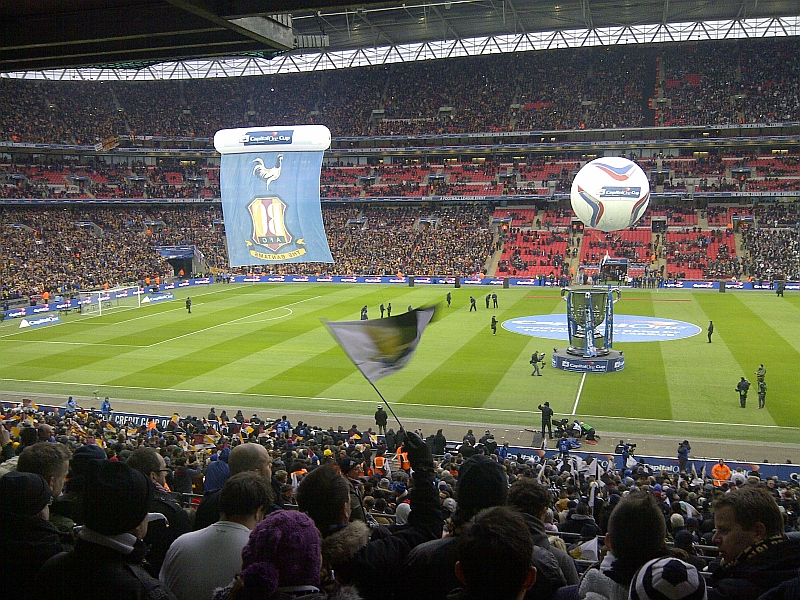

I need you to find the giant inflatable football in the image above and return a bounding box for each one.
[570,157,650,232]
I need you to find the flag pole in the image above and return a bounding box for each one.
[366,379,404,430]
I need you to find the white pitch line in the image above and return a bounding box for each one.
[146,295,321,347]
[0,289,316,346]
[3,283,272,337]
[61,283,261,327]
[0,376,796,432]
[222,307,293,325]
[572,372,586,415]
[0,340,142,347]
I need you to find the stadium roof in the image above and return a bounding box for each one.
[291,0,800,50]
[2,1,799,79]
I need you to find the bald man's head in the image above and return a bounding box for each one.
[228,443,272,480]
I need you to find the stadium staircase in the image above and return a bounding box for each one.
[485,238,503,275]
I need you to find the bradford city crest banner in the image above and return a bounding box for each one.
[214,125,334,266]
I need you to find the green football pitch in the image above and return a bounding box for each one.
[1,283,798,444]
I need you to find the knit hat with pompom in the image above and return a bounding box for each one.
[239,510,322,598]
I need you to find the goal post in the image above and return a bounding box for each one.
[78,286,142,316]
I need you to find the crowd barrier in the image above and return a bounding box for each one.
[4,401,798,482]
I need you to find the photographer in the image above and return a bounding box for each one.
[615,440,635,470]
[530,351,544,376]
[537,401,554,439]
[677,440,691,473]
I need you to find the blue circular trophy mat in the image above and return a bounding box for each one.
[502,314,702,343]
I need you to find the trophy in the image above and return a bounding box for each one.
[561,286,621,357]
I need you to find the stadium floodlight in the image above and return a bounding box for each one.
[78,285,142,316]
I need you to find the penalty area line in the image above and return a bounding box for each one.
[146,295,321,347]
[0,377,796,432]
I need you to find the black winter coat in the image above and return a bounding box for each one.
[758,568,800,600]
[321,468,443,600]
[709,535,800,600]
[404,529,567,600]
[433,433,447,456]
[36,537,177,600]
[141,483,192,577]
[0,514,63,599]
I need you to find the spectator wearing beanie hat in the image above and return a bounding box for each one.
[0,472,62,596]
[338,455,367,524]
[36,461,177,600]
[204,447,232,494]
[403,454,508,600]
[630,557,707,600]
[51,443,107,527]
[672,530,706,571]
[213,510,362,600]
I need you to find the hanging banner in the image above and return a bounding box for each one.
[214,125,333,267]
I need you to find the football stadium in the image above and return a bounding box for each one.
[2,2,800,597]
[2,284,799,444]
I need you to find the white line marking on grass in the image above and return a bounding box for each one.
[572,373,586,415]
[64,284,257,327]
[220,307,292,325]
[0,340,142,347]
[1,376,797,432]
[146,296,320,347]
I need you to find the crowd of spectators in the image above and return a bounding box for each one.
[2,399,800,600]
[0,203,495,300]
[6,198,800,302]
[0,205,225,299]
[657,39,800,127]
[0,161,219,201]
[513,46,647,131]
[227,204,493,279]
[0,38,798,143]
[741,228,800,282]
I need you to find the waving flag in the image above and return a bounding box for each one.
[325,306,437,385]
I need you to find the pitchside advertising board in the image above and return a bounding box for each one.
[18,315,62,329]
[226,276,795,289]
[2,401,795,480]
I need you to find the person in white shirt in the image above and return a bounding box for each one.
[159,471,272,600]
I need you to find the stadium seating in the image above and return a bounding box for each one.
[0,38,798,142]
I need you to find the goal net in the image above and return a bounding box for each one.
[78,286,142,316]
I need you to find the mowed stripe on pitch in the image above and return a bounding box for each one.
[400,292,539,407]
[107,287,356,391]
[1,285,296,378]
[240,287,407,398]
[696,292,800,428]
[577,292,672,420]
[53,290,330,385]
[12,293,315,385]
